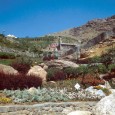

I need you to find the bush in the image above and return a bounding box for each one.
[89,56,101,63]
[88,64,107,74]
[47,67,66,81]
[81,74,105,86]
[0,52,15,59]
[11,57,32,74]
[0,97,12,104]
[11,62,30,74]
[64,67,78,79]
[108,64,115,72]
[0,72,42,90]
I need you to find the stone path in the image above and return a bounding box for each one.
[0,101,97,115]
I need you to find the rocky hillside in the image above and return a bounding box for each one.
[51,15,115,46]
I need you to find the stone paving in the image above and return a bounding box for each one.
[0,101,97,115]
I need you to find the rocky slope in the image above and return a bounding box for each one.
[51,15,115,46]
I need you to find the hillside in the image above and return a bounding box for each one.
[51,15,115,46]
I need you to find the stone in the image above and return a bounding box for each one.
[62,107,73,114]
[39,63,48,70]
[112,78,115,85]
[85,86,106,97]
[27,65,47,83]
[68,110,92,115]
[46,59,79,69]
[104,81,112,89]
[93,92,115,115]
[28,87,38,95]
[0,64,18,75]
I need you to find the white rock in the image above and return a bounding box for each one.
[68,110,92,115]
[85,86,106,97]
[27,65,47,83]
[93,92,115,115]
[62,108,73,114]
[28,87,38,95]
[95,90,106,97]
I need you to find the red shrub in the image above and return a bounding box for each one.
[77,74,105,86]
[11,62,30,74]
[0,72,42,90]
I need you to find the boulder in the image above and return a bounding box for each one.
[85,86,106,97]
[112,78,115,85]
[27,65,47,83]
[68,111,92,115]
[46,59,79,69]
[93,92,115,115]
[0,64,18,75]
[39,63,48,70]
[28,87,38,95]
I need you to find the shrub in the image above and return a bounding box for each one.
[88,64,107,74]
[64,67,78,79]
[47,67,66,81]
[11,62,30,74]
[108,64,115,72]
[0,72,42,90]
[0,52,15,59]
[89,56,101,63]
[83,75,105,86]
[0,97,12,104]
[11,57,32,74]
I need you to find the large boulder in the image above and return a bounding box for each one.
[93,92,115,115]
[27,65,47,83]
[46,59,79,69]
[68,111,92,115]
[0,64,18,75]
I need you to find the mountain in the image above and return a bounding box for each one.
[51,15,115,46]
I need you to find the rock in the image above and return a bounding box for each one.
[68,111,92,115]
[104,81,112,89]
[46,59,79,69]
[85,86,106,97]
[112,78,115,85]
[62,107,73,114]
[27,65,47,83]
[28,87,38,95]
[109,89,115,94]
[39,63,48,70]
[0,64,18,75]
[93,92,115,115]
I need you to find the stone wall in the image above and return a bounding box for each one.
[0,101,97,115]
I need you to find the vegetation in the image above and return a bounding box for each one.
[0,71,42,90]
[0,52,16,59]
[10,57,32,74]
[47,67,66,81]
[0,97,12,104]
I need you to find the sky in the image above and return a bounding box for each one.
[0,0,115,38]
